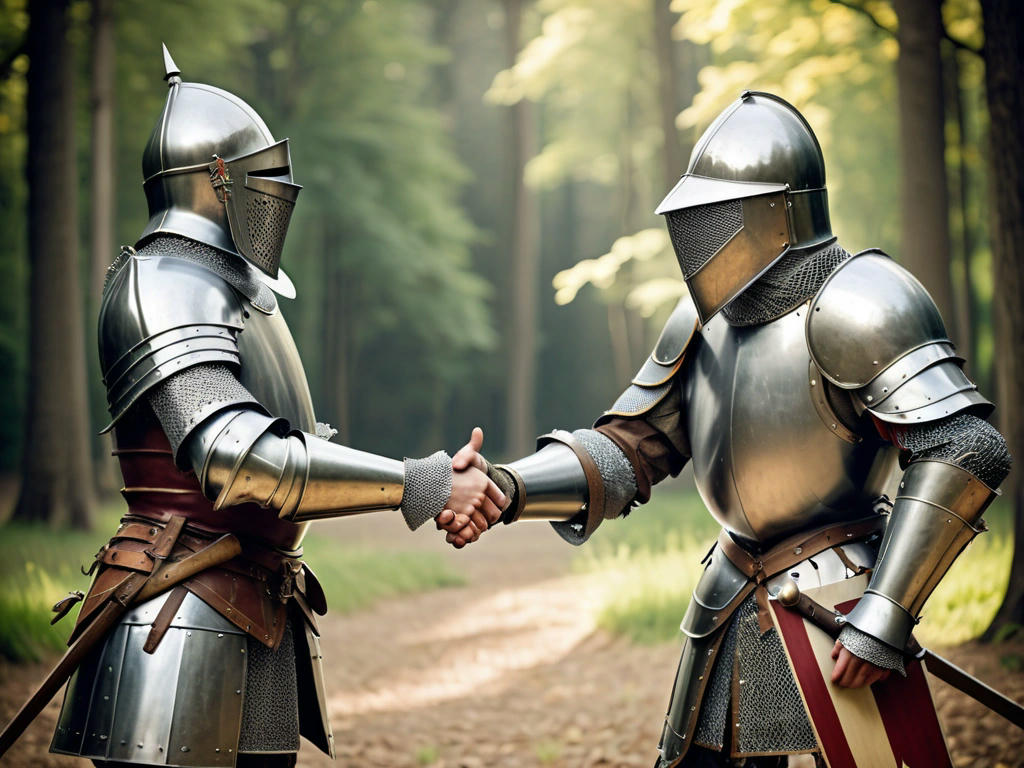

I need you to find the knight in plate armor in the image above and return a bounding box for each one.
[45,47,504,768]
[454,91,1011,766]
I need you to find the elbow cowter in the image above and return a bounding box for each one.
[186,408,407,522]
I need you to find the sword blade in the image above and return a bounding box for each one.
[918,648,1024,729]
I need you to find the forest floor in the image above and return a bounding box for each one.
[1,511,1022,768]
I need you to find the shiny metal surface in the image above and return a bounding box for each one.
[235,305,316,433]
[500,442,589,522]
[808,360,861,444]
[98,253,246,430]
[656,91,833,252]
[684,305,884,545]
[52,591,246,766]
[657,630,722,765]
[865,360,978,416]
[807,251,950,388]
[652,295,700,365]
[680,548,749,638]
[295,620,335,758]
[844,459,995,650]
[283,434,406,521]
[214,139,301,278]
[840,591,916,651]
[189,407,406,522]
[684,192,793,325]
[139,47,298,284]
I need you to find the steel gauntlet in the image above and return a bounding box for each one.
[186,409,450,528]
[843,459,996,650]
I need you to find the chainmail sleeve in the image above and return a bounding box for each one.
[896,413,1011,488]
[147,363,266,462]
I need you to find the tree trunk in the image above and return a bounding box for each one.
[504,0,539,457]
[14,0,96,528]
[979,0,1024,639]
[322,224,351,445]
[652,0,682,189]
[892,0,958,342]
[942,43,977,374]
[88,0,119,495]
[88,0,114,303]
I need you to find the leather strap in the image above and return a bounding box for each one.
[100,548,156,573]
[716,515,885,583]
[716,515,886,633]
[143,585,188,654]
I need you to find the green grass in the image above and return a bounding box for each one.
[573,481,1014,647]
[0,501,463,663]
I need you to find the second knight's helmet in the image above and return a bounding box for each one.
[656,91,833,324]
[139,45,301,284]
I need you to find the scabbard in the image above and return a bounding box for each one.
[0,520,240,758]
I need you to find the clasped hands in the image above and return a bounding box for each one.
[435,427,503,548]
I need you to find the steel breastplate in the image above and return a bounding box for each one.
[684,303,892,546]
[236,303,316,434]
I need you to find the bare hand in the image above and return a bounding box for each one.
[452,426,488,473]
[436,428,506,549]
[830,640,892,688]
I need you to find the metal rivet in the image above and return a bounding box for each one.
[181,746,190,752]
[810,379,816,386]
[100,735,107,741]
[235,689,241,695]
[794,546,802,554]
[217,633,224,638]
[865,395,873,402]
[186,631,192,637]
[873,360,879,365]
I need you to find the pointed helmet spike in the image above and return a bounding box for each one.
[162,43,182,86]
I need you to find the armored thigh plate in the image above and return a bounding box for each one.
[52,591,248,766]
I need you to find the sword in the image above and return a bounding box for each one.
[0,530,242,758]
[775,578,1024,730]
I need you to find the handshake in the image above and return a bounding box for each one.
[434,427,508,549]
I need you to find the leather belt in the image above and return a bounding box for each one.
[716,514,886,632]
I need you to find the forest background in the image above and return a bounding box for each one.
[1,0,1023,645]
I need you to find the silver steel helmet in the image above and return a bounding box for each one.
[655,91,834,324]
[139,45,301,284]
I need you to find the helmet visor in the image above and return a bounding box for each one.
[665,192,792,325]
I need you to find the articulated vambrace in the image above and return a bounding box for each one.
[148,366,450,529]
[184,409,451,528]
[843,414,1010,651]
[495,428,637,545]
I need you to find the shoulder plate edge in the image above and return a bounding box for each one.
[98,253,248,429]
[806,249,950,389]
[594,295,697,424]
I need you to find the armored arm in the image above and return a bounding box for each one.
[168,390,449,526]
[100,250,451,529]
[492,296,697,545]
[807,252,1011,653]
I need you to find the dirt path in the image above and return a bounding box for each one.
[2,514,1023,767]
